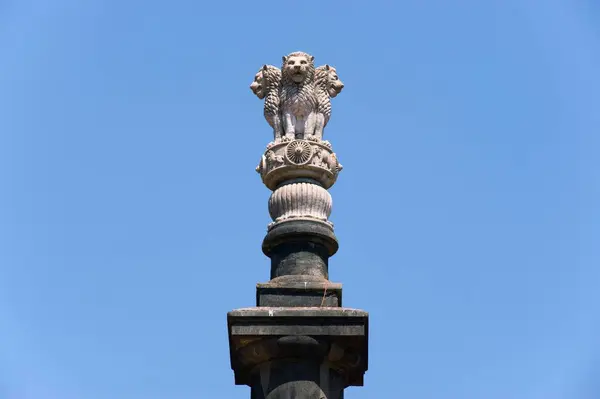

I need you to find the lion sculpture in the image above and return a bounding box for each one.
[250,65,283,142]
[313,64,344,141]
[250,51,343,142]
[279,51,318,140]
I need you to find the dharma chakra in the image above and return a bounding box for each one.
[285,140,313,165]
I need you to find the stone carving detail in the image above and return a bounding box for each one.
[314,65,344,141]
[268,182,332,227]
[250,65,283,142]
[250,51,343,141]
[251,52,345,232]
[280,52,318,140]
[256,139,342,190]
[230,53,367,398]
[266,150,284,167]
[311,148,342,173]
[285,140,313,165]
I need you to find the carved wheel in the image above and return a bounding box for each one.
[285,140,313,165]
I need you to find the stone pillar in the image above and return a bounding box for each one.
[228,52,368,398]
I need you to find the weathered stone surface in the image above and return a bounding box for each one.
[257,280,342,307]
[250,359,345,399]
[262,219,338,280]
[227,307,368,389]
[263,219,338,257]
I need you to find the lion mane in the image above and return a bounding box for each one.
[250,65,283,141]
[251,52,344,142]
[279,51,318,139]
[314,64,344,140]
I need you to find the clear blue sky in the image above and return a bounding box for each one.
[1,0,599,398]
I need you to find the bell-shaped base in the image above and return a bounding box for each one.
[268,180,333,227]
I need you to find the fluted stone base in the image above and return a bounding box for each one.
[268,180,332,227]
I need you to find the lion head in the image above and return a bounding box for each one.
[282,51,315,84]
[315,65,344,98]
[250,65,281,99]
[250,70,266,99]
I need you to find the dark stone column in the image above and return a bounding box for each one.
[227,194,368,399]
[228,218,368,399]
[250,359,345,399]
[247,335,344,399]
[256,219,341,307]
[263,219,338,280]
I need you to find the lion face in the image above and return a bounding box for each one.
[250,69,266,99]
[325,66,344,98]
[282,52,314,83]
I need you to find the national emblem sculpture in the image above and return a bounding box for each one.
[250,51,344,143]
[251,52,345,231]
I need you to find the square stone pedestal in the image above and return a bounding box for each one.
[228,307,368,397]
